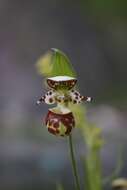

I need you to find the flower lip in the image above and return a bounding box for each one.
[45,108,75,136]
[47,75,77,90]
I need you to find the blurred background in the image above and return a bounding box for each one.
[0,0,127,189]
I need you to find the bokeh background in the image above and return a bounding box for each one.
[0,0,127,190]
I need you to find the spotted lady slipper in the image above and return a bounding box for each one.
[37,75,92,136]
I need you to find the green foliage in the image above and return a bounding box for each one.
[83,150,102,190]
[68,104,87,128]
[36,48,76,78]
[36,51,53,77]
[80,0,127,18]
[51,48,76,77]
[69,102,104,190]
[56,183,64,190]
[69,103,104,149]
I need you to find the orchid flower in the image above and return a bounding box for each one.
[36,49,93,190]
[37,74,92,136]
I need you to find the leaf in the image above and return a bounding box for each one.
[51,48,76,77]
[36,48,76,78]
[36,51,53,77]
[68,104,87,128]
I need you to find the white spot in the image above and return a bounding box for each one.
[36,100,40,105]
[87,97,91,102]
[53,118,58,122]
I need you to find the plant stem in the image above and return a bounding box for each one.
[69,134,81,190]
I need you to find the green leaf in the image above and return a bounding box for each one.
[36,51,53,77]
[51,48,76,77]
[36,48,76,78]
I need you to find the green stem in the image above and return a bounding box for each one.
[69,134,81,190]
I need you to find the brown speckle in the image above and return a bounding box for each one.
[74,92,79,96]
[49,98,53,103]
[75,96,79,100]
[56,129,60,134]
[48,127,56,135]
[73,100,77,104]
[54,122,59,128]
[57,99,61,103]
[64,99,68,103]
[49,91,52,95]
[82,96,87,101]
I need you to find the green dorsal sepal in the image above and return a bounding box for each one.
[51,48,76,78]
